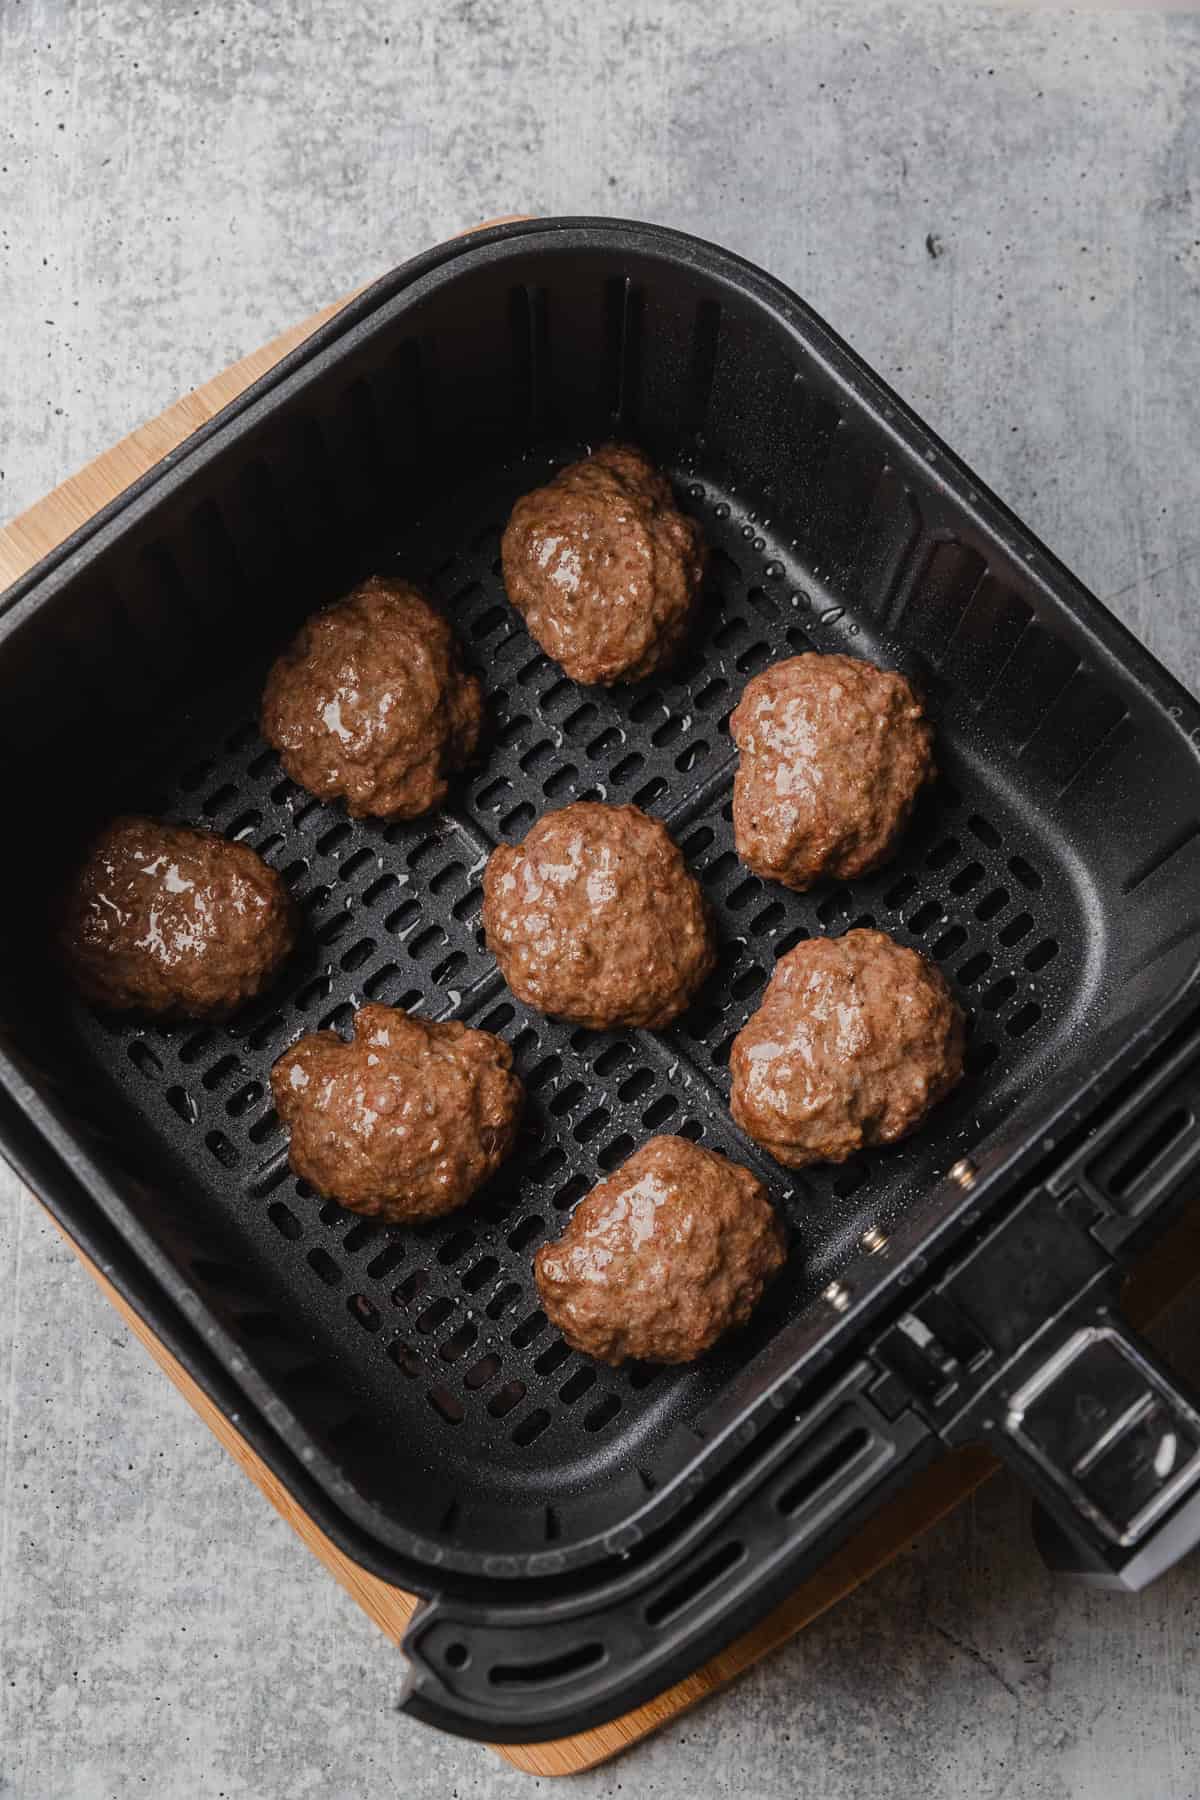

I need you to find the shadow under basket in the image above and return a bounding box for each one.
[6,219,1200,1742]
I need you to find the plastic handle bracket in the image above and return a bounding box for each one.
[978,1291,1200,1589]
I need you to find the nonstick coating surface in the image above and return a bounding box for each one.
[10,218,1197,1581]
[59,443,1088,1563]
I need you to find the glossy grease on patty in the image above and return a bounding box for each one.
[730,929,965,1168]
[482,801,715,1029]
[535,1135,786,1364]
[59,816,297,1018]
[261,575,482,819]
[730,653,934,891]
[501,445,706,685]
[271,1004,523,1221]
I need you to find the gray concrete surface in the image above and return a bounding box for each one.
[3,1,1200,1795]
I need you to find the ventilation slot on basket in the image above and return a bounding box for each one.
[461,1255,499,1295]
[598,1132,635,1171]
[621,1070,661,1110]
[559,1366,596,1405]
[428,1384,465,1425]
[307,1247,341,1286]
[441,1322,478,1363]
[1008,854,1044,892]
[127,1040,162,1079]
[203,1054,243,1092]
[1006,1003,1041,1038]
[226,1072,264,1115]
[387,1339,422,1379]
[1122,822,1200,897]
[1102,1107,1195,1201]
[489,1640,606,1689]
[488,1380,526,1418]
[930,925,967,962]
[268,1201,303,1242]
[464,1354,501,1391]
[166,1086,198,1125]
[584,1393,622,1433]
[645,1538,745,1629]
[205,1130,239,1169]
[366,1241,406,1281]
[417,1297,455,1336]
[487,1282,523,1320]
[776,1426,871,1517]
[508,1216,544,1253]
[681,298,722,436]
[999,911,1034,946]
[512,1407,551,1446]
[603,275,643,428]
[347,1293,381,1333]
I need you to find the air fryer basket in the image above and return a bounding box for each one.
[6,219,1200,1740]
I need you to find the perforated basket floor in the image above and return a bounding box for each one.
[12,218,1195,1589]
[61,443,1088,1568]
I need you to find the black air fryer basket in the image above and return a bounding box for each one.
[6,219,1200,1743]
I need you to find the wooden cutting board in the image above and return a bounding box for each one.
[4,258,1199,1777]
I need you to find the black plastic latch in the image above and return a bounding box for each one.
[870,1174,1200,1590]
[871,1184,1104,1425]
[940,1193,1109,1361]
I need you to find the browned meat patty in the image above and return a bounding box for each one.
[500,444,707,685]
[730,929,965,1168]
[730,653,934,891]
[59,816,297,1018]
[482,802,715,1029]
[535,1135,786,1364]
[261,575,483,819]
[271,1003,523,1221]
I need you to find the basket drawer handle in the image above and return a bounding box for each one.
[994,1303,1200,1590]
